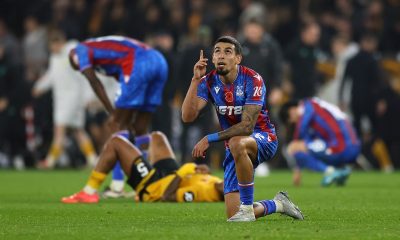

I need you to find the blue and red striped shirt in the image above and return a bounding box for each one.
[294,98,359,153]
[73,36,151,82]
[197,65,275,139]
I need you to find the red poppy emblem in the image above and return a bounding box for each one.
[225,92,233,103]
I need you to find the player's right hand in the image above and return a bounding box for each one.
[193,50,208,81]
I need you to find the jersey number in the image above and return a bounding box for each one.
[253,87,262,97]
[137,162,149,177]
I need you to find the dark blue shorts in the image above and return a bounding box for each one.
[223,131,278,194]
[306,138,360,166]
[114,49,168,112]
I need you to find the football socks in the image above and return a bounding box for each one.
[238,182,254,205]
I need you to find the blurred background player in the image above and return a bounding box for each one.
[61,131,224,203]
[279,98,360,186]
[69,35,169,194]
[33,29,96,169]
[181,36,303,222]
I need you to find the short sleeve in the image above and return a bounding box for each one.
[245,73,266,106]
[176,186,198,202]
[197,76,209,102]
[74,43,92,71]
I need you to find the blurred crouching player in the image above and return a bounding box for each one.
[279,98,360,186]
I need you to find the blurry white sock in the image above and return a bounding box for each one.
[110,180,124,192]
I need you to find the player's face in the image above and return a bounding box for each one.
[212,42,242,76]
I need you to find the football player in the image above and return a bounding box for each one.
[279,98,360,186]
[181,36,304,222]
[68,36,169,192]
[61,131,224,203]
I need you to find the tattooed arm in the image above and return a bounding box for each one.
[217,104,261,140]
[191,104,262,158]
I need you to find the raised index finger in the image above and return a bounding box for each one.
[199,50,203,60]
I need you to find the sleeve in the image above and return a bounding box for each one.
[176,186,198,202]
[293,100,314,140]
[74,43,93,71]
[245,73,266,106]
[196,76,209,102]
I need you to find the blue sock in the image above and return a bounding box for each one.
[294,152,327,172]
[258,200,277,216]
[238,182,254,205]
[112,162,124,181]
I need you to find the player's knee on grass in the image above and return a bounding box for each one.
[287,140,307,156]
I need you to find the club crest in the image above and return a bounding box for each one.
[236,86,244,97]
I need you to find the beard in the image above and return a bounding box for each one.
[216,68,229,76]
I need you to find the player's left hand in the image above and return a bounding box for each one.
[192,137,209,158]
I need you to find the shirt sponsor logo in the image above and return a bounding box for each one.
[216,106,243,115]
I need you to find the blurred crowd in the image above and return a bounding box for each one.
[0,0,399,171]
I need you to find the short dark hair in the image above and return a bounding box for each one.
[279,99,300,125]
[214,36,242,55]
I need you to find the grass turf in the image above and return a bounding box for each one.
[0,170,399,240]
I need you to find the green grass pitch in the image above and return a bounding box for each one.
[0,170,399,240]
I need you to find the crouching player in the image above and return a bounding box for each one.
[279,98,360,186]
[61,131,224,203]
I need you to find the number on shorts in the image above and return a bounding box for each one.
[137,162,149,177]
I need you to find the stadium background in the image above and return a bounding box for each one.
[0,0,399,171]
